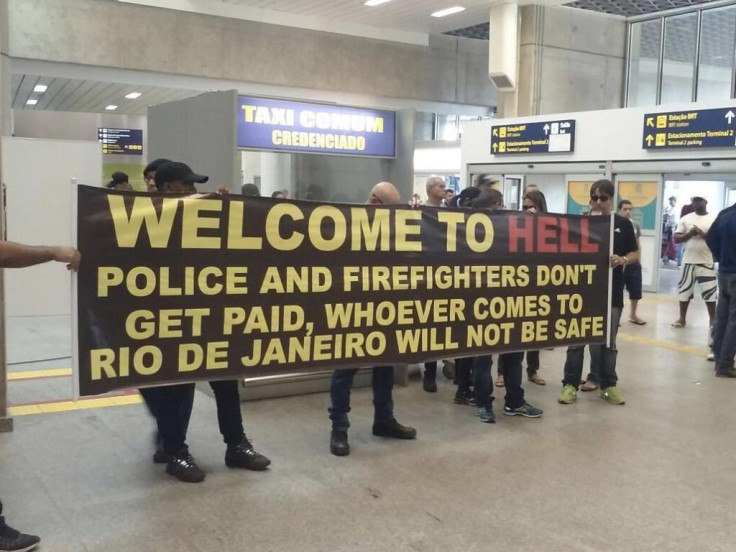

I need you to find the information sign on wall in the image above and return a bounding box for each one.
[236,96,396,158]
[642,107,736,150]
[98,128,143,156]
[491,120,575,155]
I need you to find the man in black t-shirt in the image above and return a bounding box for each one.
[559,179,639,406]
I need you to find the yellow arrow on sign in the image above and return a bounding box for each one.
[646,117,654,128]
[645,135,654,146]
[492,128,498,137]
[492,142,498,152]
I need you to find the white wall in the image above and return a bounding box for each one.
[2,137,102,317]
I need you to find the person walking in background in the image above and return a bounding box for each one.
[662,196,677,265]
[618,200,646,326]
[706,200,736,377]
[671,197,717,330]
[106,171,131,191]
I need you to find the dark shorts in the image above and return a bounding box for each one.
[624,263,643,301]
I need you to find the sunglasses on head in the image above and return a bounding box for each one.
[590,194,610,203]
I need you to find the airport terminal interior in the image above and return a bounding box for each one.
[1,0,736,550]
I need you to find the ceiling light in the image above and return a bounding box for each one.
[26,99,38,105]
[431,6,466,17]
[33,85,48,93]
[364,0,391,5]
[105,105,118,110]
[125,92,142,99]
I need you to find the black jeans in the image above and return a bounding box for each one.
[209,380,245,446]
[526,351,540,377]
[563,306,622,389]
[328,367,394,430]
[424,361,437,382]
[455,357,473,393]
[473,352,525,409]
[139,384,195,455]
[714,272,736,373]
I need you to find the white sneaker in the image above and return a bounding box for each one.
[707,353,715,362]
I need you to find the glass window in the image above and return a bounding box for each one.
[628,20,662,107]
[697,7,736,102]
[661,14,698,105]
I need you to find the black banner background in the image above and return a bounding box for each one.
[77,186,611,396]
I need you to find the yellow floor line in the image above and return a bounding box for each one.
[8,368,72,381]
[618,332,709,356]
[8,394,142,417]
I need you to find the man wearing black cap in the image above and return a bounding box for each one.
[142,158,171,193]
[148,161,271,483]
[107,171,131,191]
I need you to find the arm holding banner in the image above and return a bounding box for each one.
[0,241,80,270]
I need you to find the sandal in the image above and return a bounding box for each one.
[580,380,598,392]
[528,374,546,386]
[671,321,686,328]
[629,318,646,326]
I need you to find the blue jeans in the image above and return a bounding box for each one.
[713,272,736,372]
[475,353,525,409]
[329,367,394,430]
[563,306,622,389]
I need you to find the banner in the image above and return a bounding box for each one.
[236,96,396,158]
[76,186,612,397]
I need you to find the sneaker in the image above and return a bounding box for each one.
[0,519,40,552]
[153,447,169,464]
[706,353,715,362]
[716,368,736,378]
[527,373,546,386]
[503,403,543,418]
[422,377,438,393]
[495,375,505,388]
[166,449,206,483]
[600,386,625,405]
[558,384,578,404]
[478,407,496,423]
[330,430,350,456]
[225,437,271,471]
[372,418,417,440]
[454,389,476,406]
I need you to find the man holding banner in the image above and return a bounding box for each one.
[0,239,80,552]
[328,182,417,457]
[144,161,271,483]
[559,180,639,406]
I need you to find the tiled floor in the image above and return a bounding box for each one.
[1,295,733,551]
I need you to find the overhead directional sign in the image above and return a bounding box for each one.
[97,128,143,156]
[642,107,736,150]
[491,119,575,155]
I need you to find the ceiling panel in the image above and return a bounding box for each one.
[566,0,717,16]
[11,75,202,115]
[216,0,491,33]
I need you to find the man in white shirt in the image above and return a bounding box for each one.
[672,197,718,329]
[425,176,446,208]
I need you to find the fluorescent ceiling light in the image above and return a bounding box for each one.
[364,0,391,5]
[125,92,142,99]
[33,85,48,93]
[431,6,466,17]
[105,105,118,110]
[26,99,38,105]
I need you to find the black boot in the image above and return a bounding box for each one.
[0,516,41,552]
[330,430,350,456]
[166,449,206,483]
[372,418,417,440]
[225,437,271,471]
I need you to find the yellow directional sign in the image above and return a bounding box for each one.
[645,135,654,146]
[492,128,498,137]
[646,117,654,128]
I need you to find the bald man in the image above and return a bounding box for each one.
[425,176,446,208]
[328,182,417,456]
